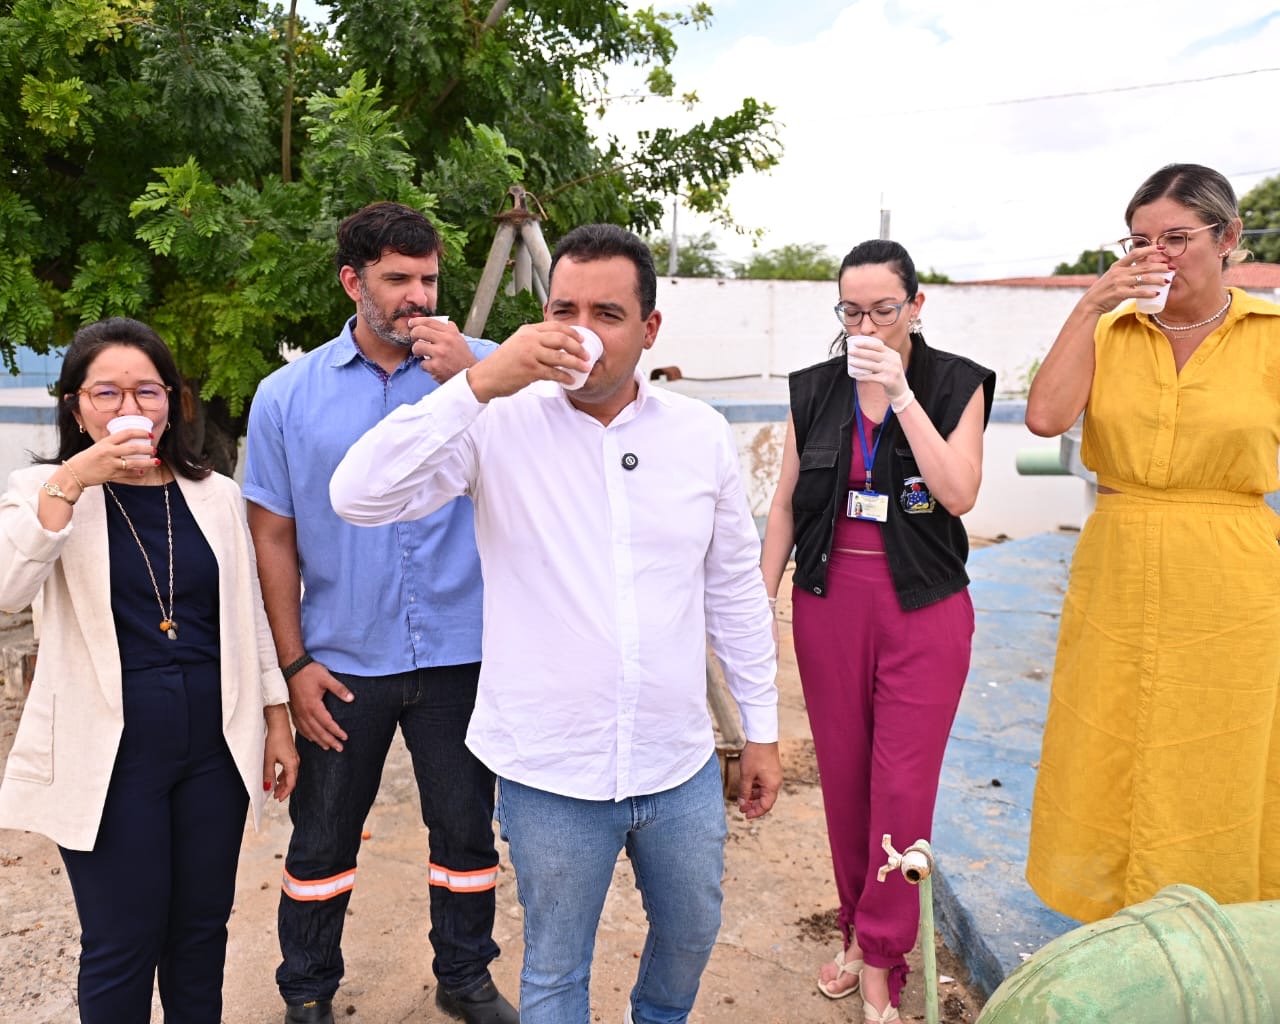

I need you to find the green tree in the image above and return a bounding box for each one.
[734,242,838,281]
[1,0,781,471]
[1053,249,1118,275]
[646,231,727,277]
[1240,174,1280,264]
[918,268,952,284]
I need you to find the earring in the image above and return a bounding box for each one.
[909,316,923,334]
[78,423,85,433]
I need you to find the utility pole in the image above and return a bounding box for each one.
[879,193,890,240]
[668,197,679,276]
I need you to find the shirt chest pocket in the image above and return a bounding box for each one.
[793,445,839,511]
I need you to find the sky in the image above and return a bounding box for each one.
[296,1,1280,281]
[595,0,1280,280]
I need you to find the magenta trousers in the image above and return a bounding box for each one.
[793,551,973,1004]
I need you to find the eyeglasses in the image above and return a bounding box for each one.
[72,383,172,412]
[1115,223,1220,258]
[834,300,909,329]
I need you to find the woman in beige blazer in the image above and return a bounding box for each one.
[0,318,298,1024]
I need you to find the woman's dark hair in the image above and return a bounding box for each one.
[1124,163,1247,270]
[36,317,211,480]
[831,239,922,355]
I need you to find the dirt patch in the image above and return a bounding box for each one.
[0,571,987,1023]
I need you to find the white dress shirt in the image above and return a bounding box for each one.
[331,370,778,801]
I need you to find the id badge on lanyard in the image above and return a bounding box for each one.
[848,385,891,523]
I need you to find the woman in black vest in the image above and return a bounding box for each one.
[761,240,994,1022]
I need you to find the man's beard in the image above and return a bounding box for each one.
[358,277,433,347]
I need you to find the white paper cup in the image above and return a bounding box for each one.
[846,335,882,379]
[108,414,154,459]
[561,327,604,391]
[1135,269,1176,314]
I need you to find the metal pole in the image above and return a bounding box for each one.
[668,198,679,276]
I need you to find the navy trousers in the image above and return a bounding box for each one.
[276,663,501,1005]
[60,661,248,1024]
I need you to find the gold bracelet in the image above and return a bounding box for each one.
[62,459,85,492]
[41,479,77,506]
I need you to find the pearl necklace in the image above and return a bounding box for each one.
[1152,293,1231,332]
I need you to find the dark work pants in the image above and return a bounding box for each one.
[60,662,249,1024]
[276,663,500,1005]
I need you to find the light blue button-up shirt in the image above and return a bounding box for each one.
[244,317,497,675]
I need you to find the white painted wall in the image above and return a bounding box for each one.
[636,278,1092,397]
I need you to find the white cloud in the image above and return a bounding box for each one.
[595,0,1280,279]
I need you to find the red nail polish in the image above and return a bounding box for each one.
[264,781,273,791]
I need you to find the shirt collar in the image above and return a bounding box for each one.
[327,315,418,373]
[1120,286,1279,326]
[555,369,668,427]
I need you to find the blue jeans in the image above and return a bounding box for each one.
[276,664,500,1004]
[497,754,726,1024]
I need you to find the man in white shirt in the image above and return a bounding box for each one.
[331,223,781,1024]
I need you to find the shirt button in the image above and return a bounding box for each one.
[820,552,828,563]
[814,586,823,595]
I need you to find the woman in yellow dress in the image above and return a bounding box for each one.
[1025,163,1280,922]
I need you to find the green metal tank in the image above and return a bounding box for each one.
[977,885,1279,1023]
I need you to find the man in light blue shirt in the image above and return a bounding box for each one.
[244,202,516,1024]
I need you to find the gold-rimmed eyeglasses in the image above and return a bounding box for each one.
[1115,223,1220,258]
[71,383,172,413]
[834,300,910,329]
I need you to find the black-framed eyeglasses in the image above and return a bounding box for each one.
[71,383,172,412]
[1115,222,1220,258]
[834,300,909,329]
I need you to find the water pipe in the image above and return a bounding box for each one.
[976,884,1280,1022]
[878,834,939,1024]
[1014,448,1068,475]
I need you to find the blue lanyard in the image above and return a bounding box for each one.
[853,385,892,492]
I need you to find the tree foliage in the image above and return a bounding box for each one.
[1,0,781,470]
[646,231,727,277]
[1240,174,1280,265]
[1053,249,1117,276]
[734,243,838,281]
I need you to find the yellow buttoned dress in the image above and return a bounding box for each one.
[1027,288,1280,922]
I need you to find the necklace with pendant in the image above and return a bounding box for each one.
[105,479,178,640]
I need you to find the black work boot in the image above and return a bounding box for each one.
[284,998,334,1024]
[435,978,519,1024]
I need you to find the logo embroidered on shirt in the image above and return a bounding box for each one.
[900,476,936,514]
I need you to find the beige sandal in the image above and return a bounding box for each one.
[816,949,863,999]
[861,1001,901,1023]
[859,969,901,1022]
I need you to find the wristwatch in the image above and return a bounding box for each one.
[41,480,77,506]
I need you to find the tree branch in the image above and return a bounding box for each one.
[425,0,512,118]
